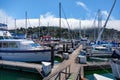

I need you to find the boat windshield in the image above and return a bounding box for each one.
[0,36,3,39]
[0,36,12,39]
[30,43,40,47]
[3,36,12,39]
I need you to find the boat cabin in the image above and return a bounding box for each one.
[0,39,41,50]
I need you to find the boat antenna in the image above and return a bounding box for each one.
[59,2,61,40]
[97,9,102,41]
[96,0,116,44]
[79,20,82,39]
[91,13,97,41]
[14,18,17,34]
[39,16,40,38]
[25,11,27,38]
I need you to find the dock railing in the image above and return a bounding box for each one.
[74,66,81,80]
[43,64,71,80]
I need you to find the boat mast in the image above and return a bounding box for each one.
[91,13,97,41]
[96,0,116,44]
[25,11,27,38]
[39,16,40,38]
[15,18,17,34]
[59,2,61,40]
[97,9,102,41]
[93,18,96,41]
[84,27,86,38]
[79,20,81,38]
[47,22,49,36]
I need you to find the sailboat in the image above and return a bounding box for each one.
[90,0,120,79]
[90,2,116,56]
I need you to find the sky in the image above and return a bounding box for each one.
[0,0,120,30]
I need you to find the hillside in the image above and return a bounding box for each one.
[9,26,120,41]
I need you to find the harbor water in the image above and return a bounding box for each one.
[0,68,43,80]
[85,69,115,80]
[86,73,115,80]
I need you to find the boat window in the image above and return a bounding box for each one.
[102,45,106,47]
[9,42,18,48]
[4,36,11,39]
[3,42,8,48]
[30,43,40,47]
[0,42,2,48]
[0,36,3,39]
[95,48,108,51]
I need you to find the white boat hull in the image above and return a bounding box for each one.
[0,24,59,62]
[0,50,58,62]
[94,73,113,80]
[110,59,120,79]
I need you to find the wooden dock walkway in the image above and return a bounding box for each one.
[43,45,83,80]
[0,60,43,77]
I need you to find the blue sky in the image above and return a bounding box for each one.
[0,0,120,30]
[0,0,119,20]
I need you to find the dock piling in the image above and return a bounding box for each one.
[50,45,54,68]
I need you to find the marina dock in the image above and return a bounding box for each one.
[0,44,83,80]
[43,45,83,80]
[0,60,43,77]
[43,44,111,80]
[0,44,111,80]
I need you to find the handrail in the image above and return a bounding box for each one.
[43,64,71,80]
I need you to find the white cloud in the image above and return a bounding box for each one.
[0,9,120,31]
[101,10,115,20]
[15,18,120,31]
[76,1,89,12]
[105,20,120,29]
[76,1,92,19]
[0,9,15,29]
[40,12,58,26]
[40,12,55,19]
[101,10,108,18]
[0,9,7,23]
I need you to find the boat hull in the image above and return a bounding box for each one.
[110,59,120,79]
[0,50,58,62]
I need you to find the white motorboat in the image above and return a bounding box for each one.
[110,49,120,80]
[110,59,120,80]
[91,44,113,56]
[93,73,113,80]
[0,23,58,62]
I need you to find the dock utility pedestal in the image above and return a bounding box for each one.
[42,62,52,76]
